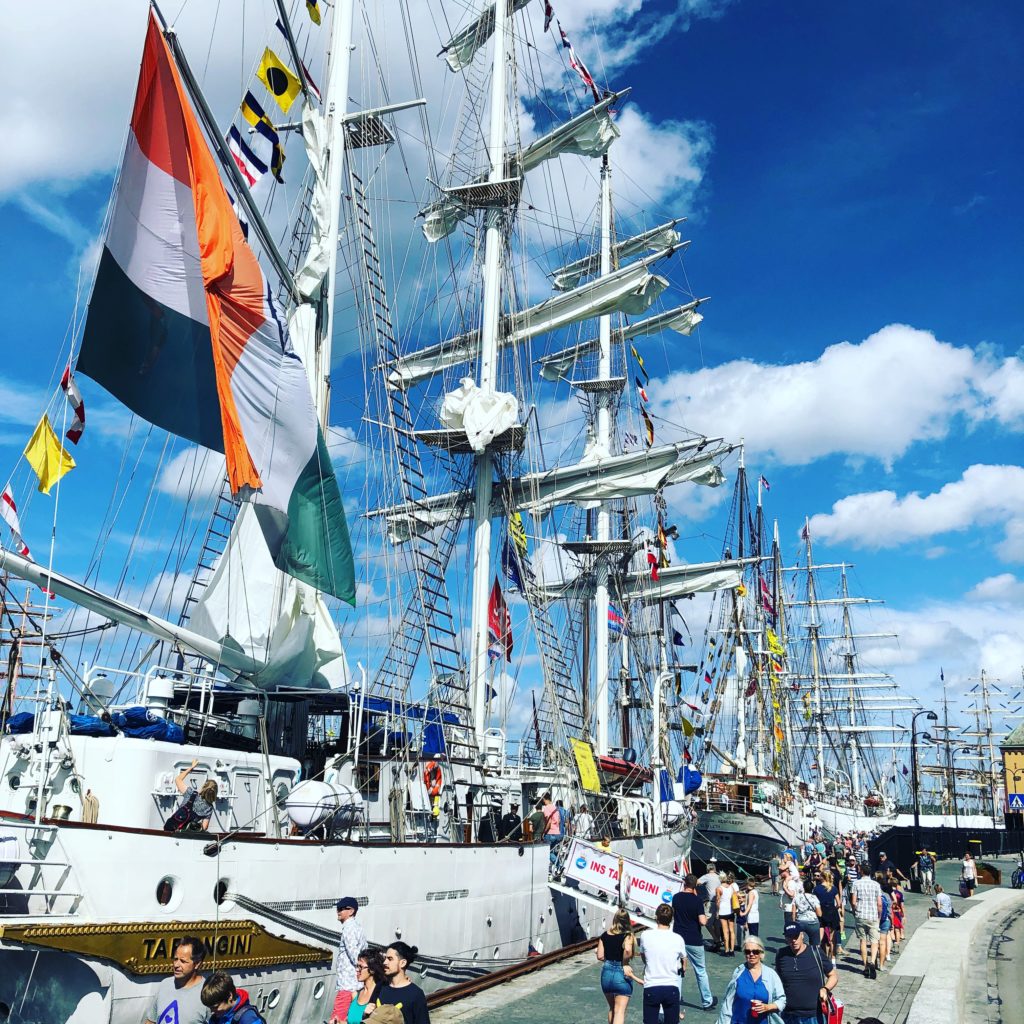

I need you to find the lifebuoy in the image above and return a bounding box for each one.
[423,760,443,798]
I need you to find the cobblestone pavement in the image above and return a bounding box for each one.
[433,857,1021,1024]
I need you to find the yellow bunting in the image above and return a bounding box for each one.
[24,415,75,494]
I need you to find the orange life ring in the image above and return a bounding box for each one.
[423,760,443,797]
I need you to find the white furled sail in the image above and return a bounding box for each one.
[510,440,730,513]
[440,0,532,72]
[439,378,520,452]
[534,558,752,603]
[368,439,732,541]
[420,93,626,242]
[552,220,686,291]
[536,298,707,380]
[190,505,349,690]
[388,248,674,388]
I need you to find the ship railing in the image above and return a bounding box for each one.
[0,819,83,918]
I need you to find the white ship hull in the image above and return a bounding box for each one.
[809,799,896,836]
[0,815,690,1023]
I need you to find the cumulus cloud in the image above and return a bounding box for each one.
[807,464,1024,556]
[966,574,1024,604]
[155,447,225,503]
[651,325,1024,467]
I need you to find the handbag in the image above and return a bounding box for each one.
[163,790,197,832]
[820,992,844,1024]
[731,888,741,911]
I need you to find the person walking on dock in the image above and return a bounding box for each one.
[331,897,366,1023]
[597,908,637,1024]
[960,850,977,896]
[718,936,785,1024]
[916,850,935,894]
[716,872,739,957]
[769,854,781,896]
[375,942,430,1024]
[849,869,882,979]
[671,873,717,1012]
[638,903,687,1024]
[698,859,722,952]
[774,924,837,1024]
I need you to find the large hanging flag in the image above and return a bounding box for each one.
[257,48,302,113]
[557,22,599,102]
[630,344,649,383]
[76,14,354,603]
[501,536,524,592]
[640,407,655,448]
[488,577,513,662]
[60,367,86,444]
[24,416,76,495]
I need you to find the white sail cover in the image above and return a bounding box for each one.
[439,378,520,451]
[536,299,706,380]
[511,441,728,513]
[294,103,331,298]
[367,438,732,540]
[420,94,625,243]
[441,0,532,72]
[190,505,349,690]
[552,220,685,291]
[388,249,673,389]
[534,559,750,603]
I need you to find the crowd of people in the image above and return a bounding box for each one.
[144,897,430,1024]
[592,831,977,1024]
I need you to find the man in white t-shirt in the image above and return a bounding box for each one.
[144,936,207,1024]
[639,903,688,1024]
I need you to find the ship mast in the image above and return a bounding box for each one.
[594,157,613,756]
[804,521,825,797]
[468,0,510,747]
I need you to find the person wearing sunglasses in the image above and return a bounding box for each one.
[348,950,387,1024]
[717,939,785,1024]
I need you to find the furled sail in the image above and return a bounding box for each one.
[387,248,674,388]
[440,0,532,72]
[537,299,707,381]
[534,558,754,603]
[189,505,349,690]
[368,439,731,541]
[552,220,686,291]
[420,93,626,243]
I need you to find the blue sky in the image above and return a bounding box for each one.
[1,0,1022,737]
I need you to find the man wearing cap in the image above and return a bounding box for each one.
[499,802,522,841]
[774,924,837,1024]
[330,897,365,1024]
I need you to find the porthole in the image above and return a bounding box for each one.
[313,982,326,999]
[8,776,18,791]
[214,879,229,905]
[493,946,500,958]
[268,990,281,1009]
[156,878,174,906]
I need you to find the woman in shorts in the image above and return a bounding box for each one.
[716,872,739,956]
[597,908,636,1024]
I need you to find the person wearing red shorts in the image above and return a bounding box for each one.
[330,897,365,1023]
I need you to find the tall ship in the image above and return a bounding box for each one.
[786,526,917,837]
[689,462,806,870]
[0,1,746,1020]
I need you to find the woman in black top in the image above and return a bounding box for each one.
[373,942,429,1024]
[597,909,636,1024]
[813,869,841,958]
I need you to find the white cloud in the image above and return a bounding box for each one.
[652,325,1024,467]
[966,574,1024,604]
[807,464,1024,556]
[155,447,225,503]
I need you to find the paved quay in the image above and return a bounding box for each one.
[431,857,1024,1024]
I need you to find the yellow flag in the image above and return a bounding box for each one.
[24,415,75,494]
[681,717,694,738]
[306,0,322,24]
[766,628,785,657]
[570,738,602,794]
[509,511,528,556]
[257,49,302,113]
[736,582,747,597]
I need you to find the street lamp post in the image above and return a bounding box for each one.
[911,709,939,855]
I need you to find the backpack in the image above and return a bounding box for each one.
[163,791,197,832]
